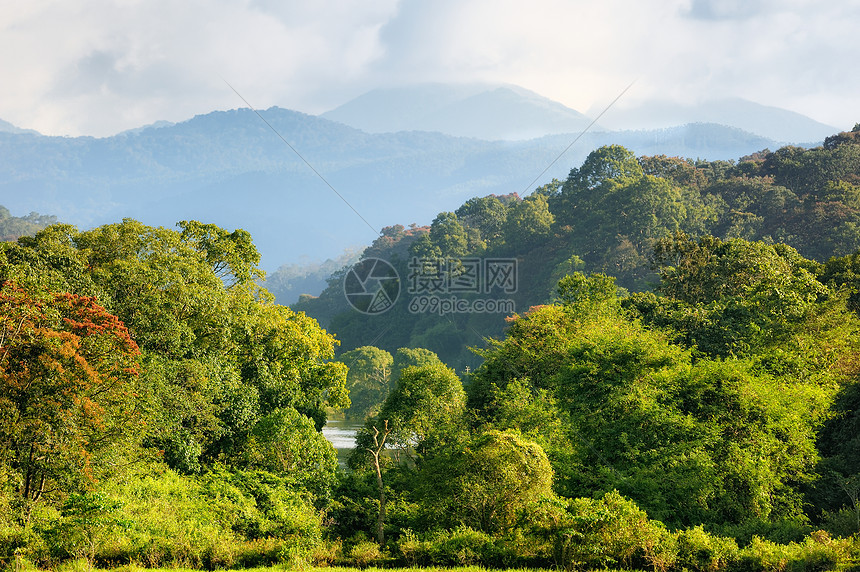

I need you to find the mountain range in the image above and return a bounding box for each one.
[596,97,838,144]
[322,83,839,144]
[0,83,841,275]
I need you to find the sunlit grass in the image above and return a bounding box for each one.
[44,565,611,572]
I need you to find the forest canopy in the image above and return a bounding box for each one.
[296,124,860,370]
[3,125,860,570]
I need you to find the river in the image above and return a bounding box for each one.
[322,418,362,468]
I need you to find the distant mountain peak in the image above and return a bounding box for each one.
[321,82,596,141]
[598,97,838,144]
[0,118,40,136]
[117,120,175,136]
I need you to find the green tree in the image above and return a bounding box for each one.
[375,362,465,453]
[555,271,618,315]
[502,194,554,250]
[470,280,838,527]
[0,284,142,512]
[74,219,235,357]
[365,420,391,546]
[337,346,393,420]
[2,219,347,492]
[1,224,98,299]
[234,299,349,430]
[243,407,338,497]
[416,430,553,532]
[820,250,860,314]
[639,234,829,357]
[639,154,708,189]
[455,195,508,244]
[391,347,443,376]
[427,212,468,258]
[551,144,644,228]
[351,361,465,469]
[566,144,644,192]
[178,220,263,285]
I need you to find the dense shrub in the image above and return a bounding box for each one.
[718,518,814,546]
[820,508,860,539]
[347,540,385,568]
[1,466,329,569]
[731,531,853,572]
[675,526,740,571]
[392,526,500,567]
[552,490,677,571]
[424,526,497,566]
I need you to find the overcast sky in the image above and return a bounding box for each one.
[2,0,858,137]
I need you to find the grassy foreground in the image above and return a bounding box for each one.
[12,565,574,572]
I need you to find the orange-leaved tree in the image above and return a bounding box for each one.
[0,282,142,510]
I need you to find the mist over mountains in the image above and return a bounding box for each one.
[597,97,838,144]
[0,83,838,275]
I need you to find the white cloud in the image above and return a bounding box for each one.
[1,0,857,136]
[0,0,400,135]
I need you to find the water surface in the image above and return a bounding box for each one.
[323,418,362,467]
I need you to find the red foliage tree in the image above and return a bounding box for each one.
[0,283,141,505]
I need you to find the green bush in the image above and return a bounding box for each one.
[719,517,813,546]
[2,464,330,569]
[820,508,860,539]
[675,526,739,571]
[731,530,852,572]
[395,529,423,567]
[553,490,677,571]
[38,493,132,564]
[53,558,96,572]
[347,540,384,567]
[6,503,59,567]
[198,467,324,541]
[424,526,496,566]
[791,531,851,572]
[391,526,500,567]
[849,535,860,571]
[392,525,551,568]
[492,527,555,568]
[0,501,23,569]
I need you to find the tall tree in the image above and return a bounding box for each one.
[416,430,553,533]
[427,212,469,258]
[338,346,394,420]
[470,272,841,527]
[455,195,509,244]
[502,194,554,251]
[0,284,142,512]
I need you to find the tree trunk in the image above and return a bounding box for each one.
[367,421,391,547]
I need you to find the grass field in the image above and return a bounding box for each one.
[15,565,600,572]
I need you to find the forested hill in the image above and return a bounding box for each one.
[0,206,56,241]
[5,125,860,571]
[295,125,860,369]
[1,107,785,270]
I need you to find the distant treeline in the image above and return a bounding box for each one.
[0,206,55,241]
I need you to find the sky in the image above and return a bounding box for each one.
[1,0,858,137]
